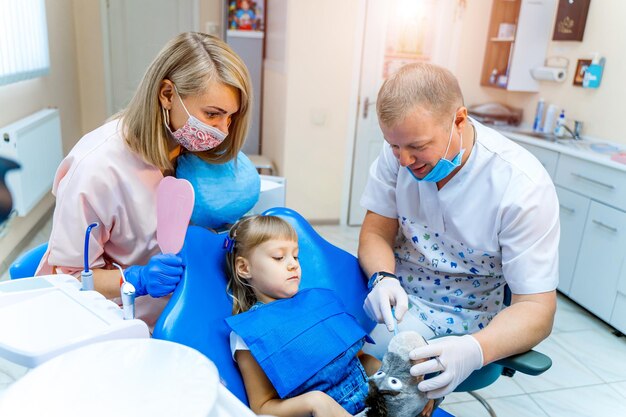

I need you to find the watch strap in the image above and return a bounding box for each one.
[367,271,398,291]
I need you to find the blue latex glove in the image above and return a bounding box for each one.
[124,254,184,297]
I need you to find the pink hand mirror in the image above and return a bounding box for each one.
[156,177,195,254]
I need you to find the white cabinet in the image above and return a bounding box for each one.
[555,187,590,294]
[555,154,626,211]
[610,244,626,333]
[518,142,559,179]
[569,202,626,322]
[507,133,626,332]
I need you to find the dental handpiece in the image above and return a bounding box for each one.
[113,262,136,320]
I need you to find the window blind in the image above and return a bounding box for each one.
[0,0,50,86]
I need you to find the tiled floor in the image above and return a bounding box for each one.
[2,222,626,416]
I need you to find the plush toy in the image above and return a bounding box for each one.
[356,332,443,417]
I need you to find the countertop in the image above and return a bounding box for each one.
[494,126,626,173]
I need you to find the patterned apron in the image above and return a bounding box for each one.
[395,216,506,335]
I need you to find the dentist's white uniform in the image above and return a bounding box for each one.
[361,120,559,336]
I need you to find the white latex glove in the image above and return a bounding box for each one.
[409,334,484,399]
[363,278,408,331]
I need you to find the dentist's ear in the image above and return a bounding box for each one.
[158,79,175,110]
[455,106,469,129]
[235,256,252,279]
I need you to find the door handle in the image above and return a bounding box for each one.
[592,219,618,233]
[362,97,376,119]
[559,204,575,214]
[570,173,615,190]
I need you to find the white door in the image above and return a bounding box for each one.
[105,0,199,115]
[347,0,465,225]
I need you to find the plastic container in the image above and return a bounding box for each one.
[542,104,558,134]
[554,110,566,137]
[583,53,605,89]
[489,69,498,84]
[532,98,545,132]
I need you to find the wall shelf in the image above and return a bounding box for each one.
[481,0,556,92]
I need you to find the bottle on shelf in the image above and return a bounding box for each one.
[554,110,567,137]
[542,104,558,135]
[489,69,498,84]
[532,98,545,132]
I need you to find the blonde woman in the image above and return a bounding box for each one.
[37,32,253,328]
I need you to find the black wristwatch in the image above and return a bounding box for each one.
[367,271,398,291]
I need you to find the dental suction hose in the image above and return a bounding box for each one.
[113,263,136,320]
[81,222,99,291]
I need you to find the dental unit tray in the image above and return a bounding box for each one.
[0,274,149,368]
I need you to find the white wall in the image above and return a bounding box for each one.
[73,0,224,135]
[0,0,82,154]
[263,0,626,223]
[0,0,83,270]
[262,0,363,222]
[458,0,625,143]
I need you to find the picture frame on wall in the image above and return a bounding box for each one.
[553,0,591,41]
[573,59,592,86]
[227,0,265,32]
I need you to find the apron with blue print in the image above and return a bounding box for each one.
[395,216,505,336]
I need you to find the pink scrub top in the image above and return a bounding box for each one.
[36,119,169,328]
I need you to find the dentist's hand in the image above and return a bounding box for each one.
[124,253,184,297]
[409,334,483,399]
[363,278,408,331]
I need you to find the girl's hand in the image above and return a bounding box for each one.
[308,391,352,417]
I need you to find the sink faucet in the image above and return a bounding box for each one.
[561,121,583,140]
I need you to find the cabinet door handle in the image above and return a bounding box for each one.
[592,219,618,233]
[571,173,615,190]
[559,204,575,214]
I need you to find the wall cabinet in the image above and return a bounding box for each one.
[506,133,626,334]
[481,0,555,92]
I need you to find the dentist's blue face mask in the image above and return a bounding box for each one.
[407,115,464,182]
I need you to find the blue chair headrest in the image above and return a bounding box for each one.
[176,152,260,230]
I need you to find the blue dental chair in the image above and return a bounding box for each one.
[152,207,378,405]
[9,242,48,279]
[152,207,550,417]
[10,208,550,416]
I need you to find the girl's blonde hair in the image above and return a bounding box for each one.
[118,32,252,171]
[225,215,298,315]
[377,62,464,129]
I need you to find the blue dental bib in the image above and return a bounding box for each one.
[226,288,371,398]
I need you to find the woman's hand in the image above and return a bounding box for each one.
[123,253,185,297]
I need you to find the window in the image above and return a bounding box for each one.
[0,0,50,86]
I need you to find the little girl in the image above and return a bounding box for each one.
[224,215,381,417]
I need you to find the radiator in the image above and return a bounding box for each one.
[0,108,63,216]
